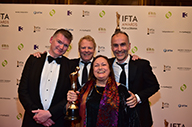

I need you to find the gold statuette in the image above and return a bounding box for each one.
[64,66,81,122]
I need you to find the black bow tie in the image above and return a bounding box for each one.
[48,56,61,64]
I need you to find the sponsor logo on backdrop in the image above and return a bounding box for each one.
[1,44,9,50]
[2,60,8,67]
[163,65,171,72]
[0,13,9,27]
[178,49,191,53]
[49,9,56,16]
[34,26,40,32]
[121,14,138,30]
[34,44,39,50]
[182,12,188,18]
[0,13,9,19]
[164,119,185,127]
[178,104,187,108]
[180,84,187,91]
[165,11,172,19]
[46,28,58,31]
[162,31,174,33]
[161,85,172,89]
[80,29,90,32]
[98,27,106,33]
[152,66,157,70]
[99,10,105,18]
[146,47,154,53]
[15,11,28,13]
[33,11,42,15]
[98,46,105,52]
[163,49,173,52]
[13,97,18,100]
[45,45,50,49]
[18,43,24,50]
[66,45,72,52]
[16,79,20,85]
[0,114,9,117]
[82,10,90,17]
[179,31,191,34]
[148,11,156,17]
[162,102,169,109]
[0,79,11,83]
[147,28,155,35]
[0,97,11,100]
[16,113,22,120]
[131,46,138,53]
[149,101,151,106]
[18,26,23,31]
[65,28,74,31]
[17,61,24,67]
[177,67,191,71]
[67,10,72,16]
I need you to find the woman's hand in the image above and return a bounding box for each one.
[67,90,79,102]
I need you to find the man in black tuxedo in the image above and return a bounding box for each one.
[18,29,73,127]
[70,35,96,89]
[110,31,160,127]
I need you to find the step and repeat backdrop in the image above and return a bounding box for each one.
[0,4,192,127]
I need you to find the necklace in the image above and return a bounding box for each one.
[94,85,103,95]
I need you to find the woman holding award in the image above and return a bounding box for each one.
[67,55,140,127]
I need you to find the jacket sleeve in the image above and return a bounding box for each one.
[18,55,39,117]
[137,60,160,103]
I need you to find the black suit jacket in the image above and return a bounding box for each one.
[109,56,160,127]
[18,53,71,127]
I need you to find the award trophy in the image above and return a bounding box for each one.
[115,12,121,32]
[64,66,81,122]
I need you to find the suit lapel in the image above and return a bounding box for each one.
[33,53,47,107]
[53,56,69,96]
[128,56,137,87]
[76,58,81,89]
[33,53,47,88]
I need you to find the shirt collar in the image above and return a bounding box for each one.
[115,55,130,64]
[47,51,62,58]
[79,58,93,64]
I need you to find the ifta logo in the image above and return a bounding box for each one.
[121,14,138,30]
[0,13,10,27]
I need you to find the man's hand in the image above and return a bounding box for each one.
[32,109,52,124]
[31,51,46,58]
[126,91,138,108]
[42,118,55,127]
[131,54,140,61]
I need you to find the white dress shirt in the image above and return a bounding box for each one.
[112,55,141,103]
[78,58,92,87]
[113,55,130,88]
[40,52,61,110]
